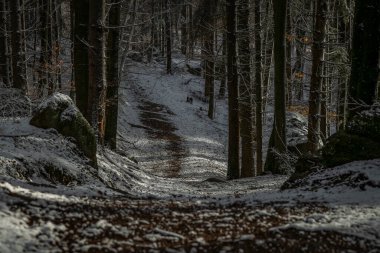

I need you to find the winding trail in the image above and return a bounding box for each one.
[130,84,187,177]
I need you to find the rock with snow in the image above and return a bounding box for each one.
[30,93,97,166]
[282,154,323,189]
[322,131,380,168]
[282,159,380,191]
[347,106,380,142]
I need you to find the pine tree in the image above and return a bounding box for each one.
[265,0,288,174]
[254,0,263,175]
[307,0,328,153]
[10,0,27,94]
[105,0,121,150]
[73,0,90,120]
[88,0,106,143]
[226,0,240,179]
[238,0,254,177]
[0,0,10,85]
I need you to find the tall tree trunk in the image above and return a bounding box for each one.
[254,0,263,175]
[0,0,10,85]
[10,0,27,94]
[238,0,254,177]
[69,0,75,99]
[348,0,380,118]
[307,0,327,153]
[180,3,187,55]
[88,0,106,144]
[218,31,227,98]
[265,0,287,174]
[73,0,90,120]
[206,32,215,119]
[105,0,121,150]
[39,0,48,97]
[286,5,292,107]
[226,0,240,179]
[165,0,172,74]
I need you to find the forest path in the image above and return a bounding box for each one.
[125,82,187,178]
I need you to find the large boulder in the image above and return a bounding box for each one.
[346,107,380,142]
[30,93,97,166]
[283,108,380,189]
[321,132,380,168]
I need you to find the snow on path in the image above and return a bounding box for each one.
[119,59,227,180]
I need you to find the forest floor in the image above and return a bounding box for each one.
[0,56,379,252]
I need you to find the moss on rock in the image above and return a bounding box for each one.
[322,132,380,168]
[30,93,97,166]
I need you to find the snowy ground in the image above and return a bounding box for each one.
[0,57,379,252]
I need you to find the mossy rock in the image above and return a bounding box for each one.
[30,93,97,166]
[322,132,380,168]
[281,154,323,189]
[347,108,380,142]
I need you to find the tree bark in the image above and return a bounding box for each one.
[254,0,263,175]
[226,0,240,179]
[307,0,327,153]
[105,0,121,150]
[165,0,172,74]
[10,0,27,93]
[265,0,287,174]
[0,0,10,85]
[88,0,106,144]
[238,0,254,177]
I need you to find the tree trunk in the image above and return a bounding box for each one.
[180,3,187,55]
[39,0,49,97]
[69,0,75,99]
[226,0,240,179]
[73,0,90,120]
[218,31,227,98]
[254,0,263,175]
[88,0,106,144]
[10,0,27,93]
[307,0,327,153]
[348,0,380,118]
[238,0,254,178]
[104,0,121,150]
[0,0,10,85]
[165,0,172,74]
[286,5,292,107]
[206,32,215,119]
[265,0,287,174]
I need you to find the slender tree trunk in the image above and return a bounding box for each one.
[226,0,240,179]
[286,5,292,107]
[307,0,327,153]
[69,0,75,99]
[348,0,380,118]
[265,0,287,174]
[39,0,48,97]
[10,0,27,94]
[88,0,106,144]
[255,0,263,175]
[238,0,254,177]
[0,0,10,85]
[218,31,227,98]
[73,0,90,120]
[180,3,187,55]
[105,0,121,150]
[206,32,215,119]
[165,0,172,74]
